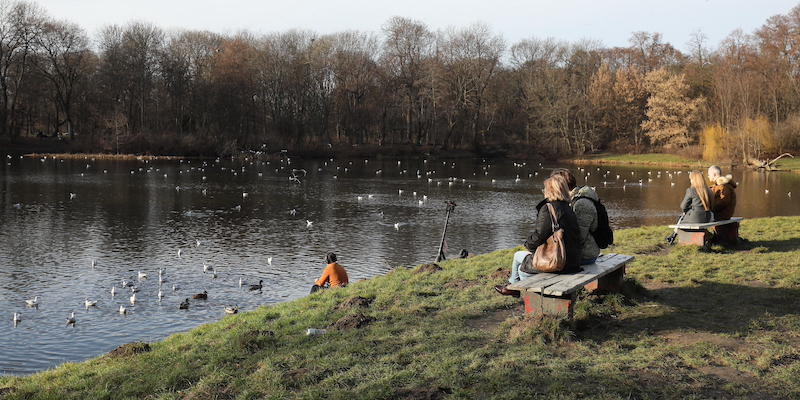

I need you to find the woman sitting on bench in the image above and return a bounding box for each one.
[680,171,714,223]
[495,175,582,297]
[708,165,739,244]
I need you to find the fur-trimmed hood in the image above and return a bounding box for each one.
[571,185,599,201]
[715,174,737,188]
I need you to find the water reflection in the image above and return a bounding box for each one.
[1,155,799,374]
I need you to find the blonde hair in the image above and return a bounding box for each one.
[689,171,713,211]
[543,175,571,202]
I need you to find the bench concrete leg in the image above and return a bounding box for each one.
[676,229,710,246]
[714,223,739,246]
[584,266,625,294]
[522,291,575,319]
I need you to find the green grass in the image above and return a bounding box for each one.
[572,153,710,168]
[3,218,800,399]
[777,157,800,172]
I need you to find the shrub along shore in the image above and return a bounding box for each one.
[2,217,800,399]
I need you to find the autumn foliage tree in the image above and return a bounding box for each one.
[641,68,704,148]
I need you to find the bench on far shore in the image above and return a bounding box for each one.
[668,217,744,246]
[506,253,634,319]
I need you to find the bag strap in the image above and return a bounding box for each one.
[546,203,560,231]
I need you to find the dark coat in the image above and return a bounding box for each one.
[524,200,582,273]
[711,175,737,221]
[680,187,712,223]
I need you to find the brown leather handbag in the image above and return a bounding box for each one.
[532,203,567,273]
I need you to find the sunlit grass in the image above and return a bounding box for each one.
[574,153,711,168]
[2,217,800,399]
[778,157,800,171]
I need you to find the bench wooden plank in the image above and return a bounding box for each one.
[542,255,634,296]
[507,273,562,291]
[669,217,743,230]
[506,254,620,293]
[506,254,616,292]
[540,254,630,293]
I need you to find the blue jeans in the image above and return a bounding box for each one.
[508,250,534,284]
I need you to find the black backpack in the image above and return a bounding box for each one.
[573,196,614,249]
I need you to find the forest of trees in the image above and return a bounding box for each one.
[1,0,800,160]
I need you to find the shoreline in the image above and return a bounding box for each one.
[2,216,800,398]
[567,153,715,169]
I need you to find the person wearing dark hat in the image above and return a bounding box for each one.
[310,252,349,293]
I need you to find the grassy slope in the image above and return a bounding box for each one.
[3,218,800,399]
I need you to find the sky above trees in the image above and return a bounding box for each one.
[34,0,795,52]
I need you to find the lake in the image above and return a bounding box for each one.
[1,154,799,374]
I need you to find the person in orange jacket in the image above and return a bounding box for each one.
[310,252,349,293]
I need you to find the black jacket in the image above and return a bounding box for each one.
[524,200,582,273]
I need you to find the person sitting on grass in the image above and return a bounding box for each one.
[708,165,739,244]
[495,175,582,297]
[310,252,349,293]
[680,171,714,224]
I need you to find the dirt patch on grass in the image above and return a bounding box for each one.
[443,279,481,289]
[395,386,452,400]
[107,342,151,358]
[698,365,757,386]
[335,296,373,310]
[329,313,374,330]
[487,268,510,281]
[283,367,309,388]
[661,331,745,351]
[638,243,671,255]
[236,330,275,352]
[413,263,442,274]
[466,307,515,331]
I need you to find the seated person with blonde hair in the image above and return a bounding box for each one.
[495,175,583,297]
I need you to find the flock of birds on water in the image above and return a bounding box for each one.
[3,153,794,329]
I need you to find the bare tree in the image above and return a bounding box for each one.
[0,0,44,138]
[33,19,89,138]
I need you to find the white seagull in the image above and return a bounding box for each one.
[84,298,98,308]
[25,296,38,307]
[306,220,313,228]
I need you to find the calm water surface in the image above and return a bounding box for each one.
[1,154,799,374]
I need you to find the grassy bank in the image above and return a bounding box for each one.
[778,157,800,172]
[570,153,713,168]
[2,218,800,399]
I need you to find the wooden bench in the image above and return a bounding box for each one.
[668,217,743,246]
[506,253,634,319]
